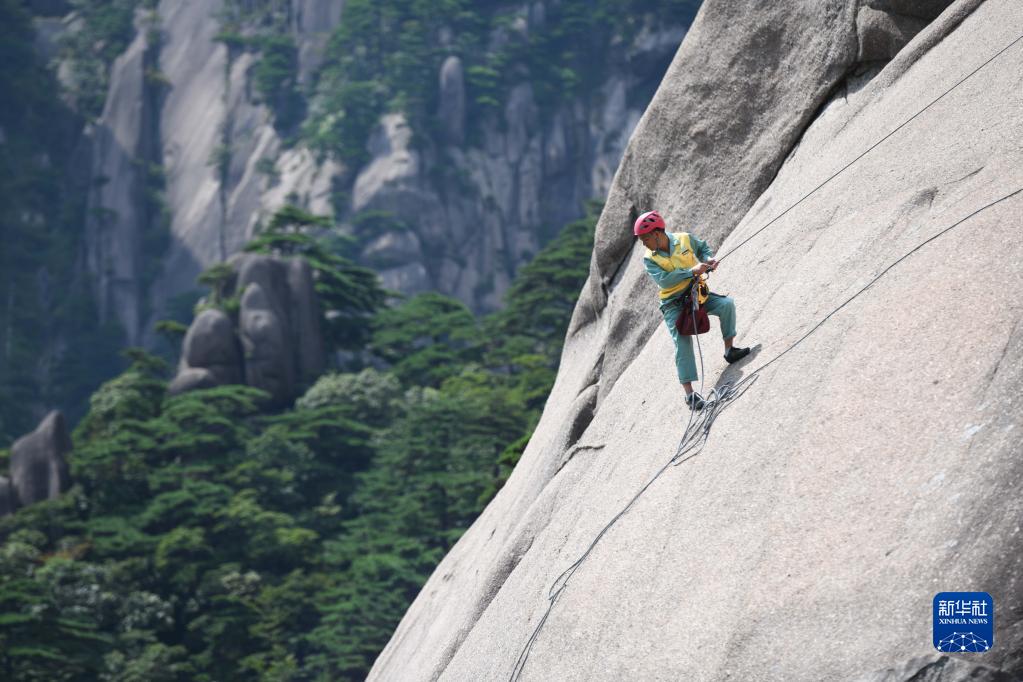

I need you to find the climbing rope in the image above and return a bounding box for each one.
[509,185,1022,681]
[716,31,1023,263]
[508,28,1023,680]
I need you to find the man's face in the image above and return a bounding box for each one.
[638,230,662,251]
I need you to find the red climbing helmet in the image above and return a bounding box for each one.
[633,210,665,236]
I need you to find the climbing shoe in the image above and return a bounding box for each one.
[684,392,706,411]
[724,346,751,364]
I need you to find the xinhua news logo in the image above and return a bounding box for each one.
[933,592,994,653]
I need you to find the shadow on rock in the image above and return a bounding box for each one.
[713,343,763,393]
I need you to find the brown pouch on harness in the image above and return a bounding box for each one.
[674,280,710,336]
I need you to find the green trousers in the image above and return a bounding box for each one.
[659,293,737,384]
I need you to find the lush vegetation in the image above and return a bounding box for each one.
[60,0,159,121]
[206,0,699,164]
[0,200,599,680]
[305,0,700,166]
[215,2,305,132]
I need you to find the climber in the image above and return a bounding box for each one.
[636,210,750,411]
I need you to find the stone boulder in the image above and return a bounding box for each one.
[855,0,956,63]
[167,308,243,396]
[285,256,327,385]
[9,411,71,508]
[167,366,221,396]
[169,253,325,407]
[234,253,293,312]
[239,282,294,405]
[233,253,326,400]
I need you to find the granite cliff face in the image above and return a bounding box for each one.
[369,1,1023,680]
[348,15,684,312]
[84,0,343,348]
[79,0,690,348]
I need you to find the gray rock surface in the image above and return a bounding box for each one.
[369,0,1023,679]
[234,252,325,394]
[353,34,677,311]
[167,366,219,396]
[239,281,293,405]
[437,55,466,146]
[151,0,253,326]
[169,253,324,405]
[83,15,151,345]
[126,1,339,350]
[286,257,326,386]
[857,6,930,62]
[9,411,71,507]
[234,254,292,314]
[180,308,242,381]
[167,308,242,396]
[853,654,1016,682]
[259,147,341,224]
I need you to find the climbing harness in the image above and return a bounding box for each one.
[674,277,710,336]
[508,28,1023,680]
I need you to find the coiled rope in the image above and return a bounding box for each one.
[508,29,1023,681]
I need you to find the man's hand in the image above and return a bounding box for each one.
[692,263,710,276]
[706,258,719,271]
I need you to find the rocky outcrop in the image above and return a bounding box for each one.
[437,55,466,146]
[856,1,954,63]
[351,113,433,294]
[355,20,681,310]
[8,411,72,509]
[239,281,292,401]
[369,0,1023,679]
[75,0,690,351]
[168,308,243,395]
[169,254,325,407]
[83,11,158,347]
[79,0,344,350]
[151,0,267,334]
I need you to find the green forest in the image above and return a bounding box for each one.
[0,0,698,678]
[0,201,599,680]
